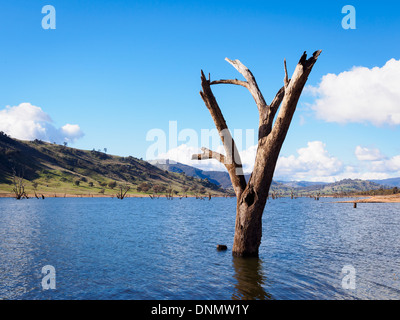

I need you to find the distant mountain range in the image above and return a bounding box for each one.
[370,177,400,188]
[150,159,398,195]
[148,159,246,188]
[275,180,326,188]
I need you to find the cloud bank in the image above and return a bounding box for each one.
[156,141,343,181]
[275,141,343,182]
[0,103,84,143]
[155,141,400,182]
[355,146,384,161]
[355,146,400,175]
[307,58,400,126]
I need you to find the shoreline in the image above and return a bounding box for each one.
[337,194,400,203]
[0,193,232,199]
[1,193,399,202]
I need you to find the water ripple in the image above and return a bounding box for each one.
[1,197,399,299]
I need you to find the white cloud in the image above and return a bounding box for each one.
[274,141,343,182]
[355,146,385,161]
[238,144,257,174]
[307,58,400,126]
[368,155,400,173]
[386,155,400,172]
[61,124,84,142]
[353,145,400,177]
[0,103,84,143]
[275,144,400,182]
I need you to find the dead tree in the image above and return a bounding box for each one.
[116,184,130,199]
[165,187,174,200]
[192,51,321,257]
[12,168,28,200]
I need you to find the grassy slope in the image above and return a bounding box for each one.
[0,133,227,197]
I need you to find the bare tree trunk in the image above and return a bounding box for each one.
[193,51,322,257]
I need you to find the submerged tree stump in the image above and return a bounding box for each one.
[217,245,228,251]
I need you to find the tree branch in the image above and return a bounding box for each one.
[284,58,289,88]
[225,58,267,116]
[196,70,247,197]
[210,79,249,88]
[191,147,226,164]
[271,50,322,142]
[249,50,322,199]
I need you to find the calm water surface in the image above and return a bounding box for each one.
[1,197,400,300]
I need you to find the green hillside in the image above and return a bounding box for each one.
[0,132,227,197]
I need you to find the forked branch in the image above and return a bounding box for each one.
[224,58,267,116]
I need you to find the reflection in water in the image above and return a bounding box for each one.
[232,257,272,300]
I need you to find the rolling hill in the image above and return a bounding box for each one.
[0,133,227,196]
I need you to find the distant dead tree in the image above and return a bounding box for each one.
[12,168,28,199]
[165,186,174,200]
[116,184,130,199]
[192,51,321,257]
[32,182,39,199]
[182,186,189,197]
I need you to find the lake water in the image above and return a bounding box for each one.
[0,197,400,300]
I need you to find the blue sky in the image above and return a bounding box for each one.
[1,0,399,181]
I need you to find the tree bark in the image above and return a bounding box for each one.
[193,51,322,257]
